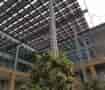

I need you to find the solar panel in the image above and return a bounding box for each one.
[0,0,89,54]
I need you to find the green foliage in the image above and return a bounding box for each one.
[30,52,74,90]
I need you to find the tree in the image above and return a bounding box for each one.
[30,52,74,90]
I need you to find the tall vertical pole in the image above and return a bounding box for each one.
[14,45,21,71]
[72,23,88,81]
[10,45,21,90]
[49,0,59,57]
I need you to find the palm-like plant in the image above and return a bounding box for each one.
[30,52,74,90]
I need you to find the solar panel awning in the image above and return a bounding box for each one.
[0,0,89,53]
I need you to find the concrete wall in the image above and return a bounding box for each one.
[92,23,105,57]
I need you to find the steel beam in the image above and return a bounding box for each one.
[0,30,35,52]
[0,51,32,67]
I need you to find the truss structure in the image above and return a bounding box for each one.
[0,0,89,51]
[0,0,94,72]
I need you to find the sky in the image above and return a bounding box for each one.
[78,0,105,28]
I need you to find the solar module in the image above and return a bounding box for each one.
[0,0,89,52]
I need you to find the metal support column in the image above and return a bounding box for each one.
[72,24,88,81]
[49,0,59,57]
[14,45,21,71]
[10,45,21,90]
[81,37,91,61]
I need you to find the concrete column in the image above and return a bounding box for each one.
[49,0,59,57]
[89,66,97,79]
[9,73,16,90]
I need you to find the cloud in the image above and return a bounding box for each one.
[78,0,105,28]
